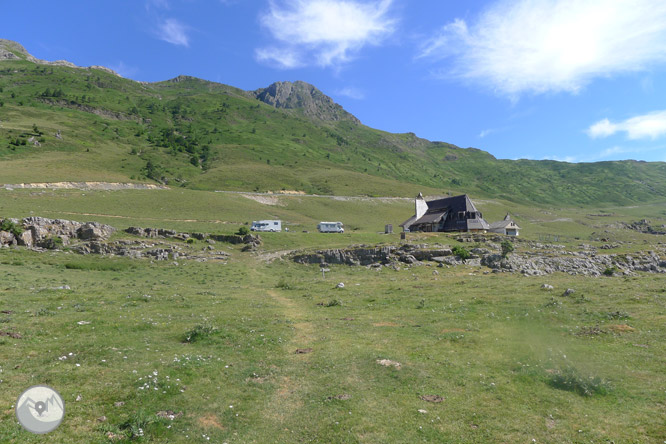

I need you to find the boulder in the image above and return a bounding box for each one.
[77,222,115,240]
[0,231,16,246]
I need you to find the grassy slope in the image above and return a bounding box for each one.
[0,183,664,443]
[0,244,664,443]
[1,59,666,205]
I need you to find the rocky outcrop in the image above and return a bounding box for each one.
[482,251,665,276]
[73,240,230,262]
[252,81,360,124]
[292,243,665,276]
[0,39,121,76]
[620,219,666,235]
[0,217,115,248]
[125,226,262,247]
[292,244,455,266]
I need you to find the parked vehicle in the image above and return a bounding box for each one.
[317,221,344,233]
[251,220,282,232]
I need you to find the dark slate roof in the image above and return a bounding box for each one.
[426,194,478,213]
[412,210,448,226]
[399,215,417,228]
[467,218,490,230]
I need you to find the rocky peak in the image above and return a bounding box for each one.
[252,81,359,124]
[0,39,120,76]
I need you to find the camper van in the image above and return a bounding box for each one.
[251,220,282,232]
[317,221,344,233]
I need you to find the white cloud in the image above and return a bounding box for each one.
[255,46,303,69]
[257,0,395,68]
[418,0,666,97]
[336,87,365,100]
[587,111,666,140]
[156,18,190,47]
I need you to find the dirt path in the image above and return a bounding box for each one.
[263,288,315,423]
[2,182,168,190]
[42,211,232,224]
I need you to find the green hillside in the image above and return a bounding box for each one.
[1,40,665,205]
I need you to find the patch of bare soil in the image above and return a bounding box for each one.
[376,359,401,369]
[575,326,606,336]
[327,394,352,400]
[373,322,399,327]
[608,324,635,333]
[156,410,182,420]
[419,395,444,403]
[0,331,21,339]
[241,194,284,206]
[295,348,313,354]
[198,414,224,430]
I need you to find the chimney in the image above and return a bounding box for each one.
[415,192,427,219]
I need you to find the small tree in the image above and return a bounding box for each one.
[501,240,514,258]
[237,226,250,236]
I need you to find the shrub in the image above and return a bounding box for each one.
[182,324,218,343]
[451,246,471,261]
[237,226,250,236]
[186,238,195,244]
[603,266,619,276]
[501,240,514,258]
[1,219,23,237]
[548,366,612,396]
[276,279,292,290]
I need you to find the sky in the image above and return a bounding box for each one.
[4,0,666,163]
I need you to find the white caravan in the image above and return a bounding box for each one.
[317,221,344,233]
[251,220,282,232]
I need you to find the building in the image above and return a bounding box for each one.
[489,213,521,236]
[400,193,490,233]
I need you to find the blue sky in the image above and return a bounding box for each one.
[4,0,666,162]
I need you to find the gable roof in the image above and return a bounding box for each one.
[489,214,520,229]
[412,209,448,226]
[425,194,479,214]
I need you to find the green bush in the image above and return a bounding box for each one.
[603,266,619,276]
[237,226,250,236]
[452,246,471,261]
[0,219,23,237]
[501,240,514,258]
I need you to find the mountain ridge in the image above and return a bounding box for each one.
[0,39,665,206]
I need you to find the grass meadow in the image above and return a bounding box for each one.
[0,189,664,443]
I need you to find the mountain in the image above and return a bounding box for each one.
[0,39,665,206]
[253,81,360,124]
[0,39,119,76]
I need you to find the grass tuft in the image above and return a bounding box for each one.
[182,323,218,343]
[548,366,612,396]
